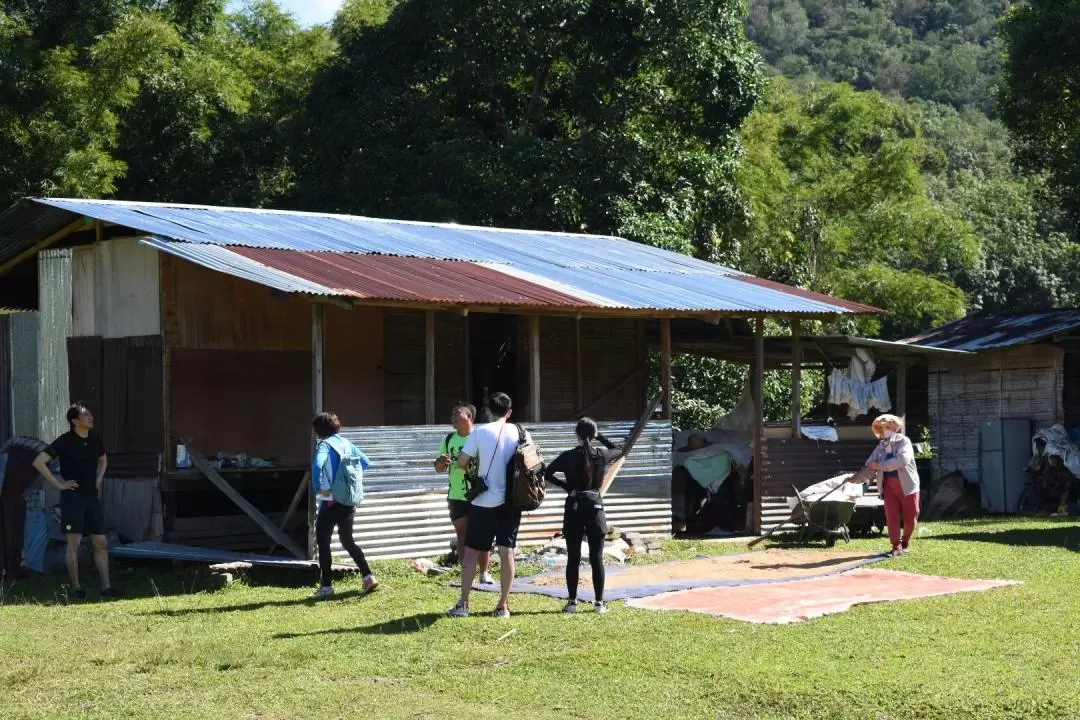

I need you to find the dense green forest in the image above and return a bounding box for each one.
[1,0,1076,426]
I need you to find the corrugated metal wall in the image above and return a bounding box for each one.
[38,249,72,442]
[9,311,39,437]
[334,420,673,560]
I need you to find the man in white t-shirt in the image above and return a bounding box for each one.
[448,392,531,618]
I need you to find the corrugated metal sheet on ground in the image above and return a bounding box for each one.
[334,420,673,561]
[0,198,877,316]
[905,309,1080,352]
[111,541,356,570]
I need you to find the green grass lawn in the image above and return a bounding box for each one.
[2,518,1079,720]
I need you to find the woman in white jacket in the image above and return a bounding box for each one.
[863,414,920,556]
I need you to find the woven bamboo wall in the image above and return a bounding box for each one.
[928,345,1063,483]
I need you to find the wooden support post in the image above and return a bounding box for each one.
[660,318,673,420]
[310,303,324,560]
[753,317,765,535]
[529,315,541,422]
[464,312,472,405]
[574,316,583,413]
[897,360,908,424]
[791,319,802,439]
[312,304,325,413]
[185,441,307,560]
[425,310,436,424]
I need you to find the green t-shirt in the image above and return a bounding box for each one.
[441,432,470,501]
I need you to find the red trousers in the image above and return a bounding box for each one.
[882,476,919,550]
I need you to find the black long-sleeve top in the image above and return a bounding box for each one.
[545,435,624,495]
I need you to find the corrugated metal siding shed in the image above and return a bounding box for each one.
[335,420,672,561]
[0,198,877,316]
[37,250,71,442]
[904,310,1080,352]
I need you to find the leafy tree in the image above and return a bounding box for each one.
[112,1,335,205]
[736,79,975,337]
[298,0,764,260]
[0,3,181,203]
[999,0,1080,229]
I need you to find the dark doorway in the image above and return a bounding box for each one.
[469,314,519,416]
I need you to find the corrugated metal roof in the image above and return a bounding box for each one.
[903,310,1080,352]
[1,197,879,316]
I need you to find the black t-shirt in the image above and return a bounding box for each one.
[46,431,106,496]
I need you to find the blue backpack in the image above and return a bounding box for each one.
[323,437,366,507]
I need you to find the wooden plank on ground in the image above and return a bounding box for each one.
[185,440,307,559]
[600,393,663,496]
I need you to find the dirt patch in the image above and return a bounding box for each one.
[526,549,879,590]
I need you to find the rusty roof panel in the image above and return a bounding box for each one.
[231,248,598,307]
[903,310,1080,351]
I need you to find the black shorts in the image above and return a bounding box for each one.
[447,499,471,522]
[465,504,522,551]
[60,492,105,536]
[563,496,608,544]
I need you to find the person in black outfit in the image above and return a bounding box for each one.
[544,418,624,614]
[32,404,117,600]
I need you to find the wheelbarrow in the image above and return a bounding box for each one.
[788,484,856,548]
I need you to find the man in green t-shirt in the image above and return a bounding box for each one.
[434,402,493,584]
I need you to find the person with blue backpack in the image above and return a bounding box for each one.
[311,412,377,598]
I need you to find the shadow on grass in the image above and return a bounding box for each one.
[0,567,237,607]
[926,523,1080,552]
[273,609,561,639]
[144,588,376,616]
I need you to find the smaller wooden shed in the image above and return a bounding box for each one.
[904,310,1080,491]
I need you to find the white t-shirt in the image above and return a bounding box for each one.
[461,419,531,508]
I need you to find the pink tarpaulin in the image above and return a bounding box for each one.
[626,569,1021,624]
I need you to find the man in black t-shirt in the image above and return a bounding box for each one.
[33,404,118,600]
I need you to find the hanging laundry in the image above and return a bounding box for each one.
[828,352,893,419]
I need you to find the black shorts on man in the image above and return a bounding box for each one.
[465,504,522,551]
[60,492,106,536]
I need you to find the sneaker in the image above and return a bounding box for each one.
[563,600,578,614]
[362,575,379,593]
[448,601,469,618]
[311,586,334,599]
[594,601,609,614]
[479,571,495,585]
[71,587,87,601]
[900,542,910,554]
[101,587,121,600]
[886,548,902,558]
[492,605,511,619]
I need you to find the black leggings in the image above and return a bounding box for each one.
[316,501,372,586]
[564,499,607,602]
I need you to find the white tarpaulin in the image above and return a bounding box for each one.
[1032,425,1080,479]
